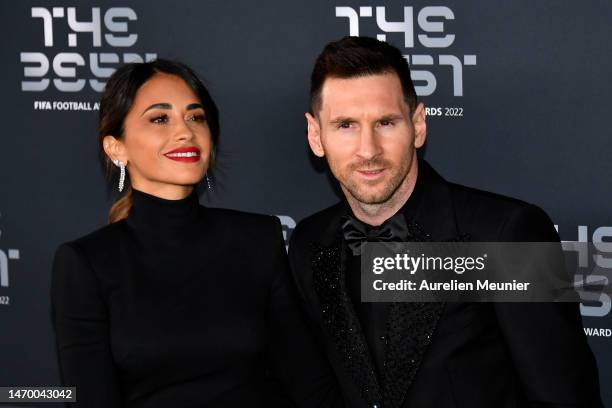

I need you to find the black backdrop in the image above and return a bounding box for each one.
[0,1,610,405]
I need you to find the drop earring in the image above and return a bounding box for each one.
[205,173,212,190]
[113,159,126,192]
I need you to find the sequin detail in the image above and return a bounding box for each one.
[312,243,383,405]
[311,219,471,408]
[381,302,444,408]
[381,226,471,408]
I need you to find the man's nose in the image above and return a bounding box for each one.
[356,126,383,160]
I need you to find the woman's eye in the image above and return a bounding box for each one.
[188,114,207,122]
[150,114,168,124]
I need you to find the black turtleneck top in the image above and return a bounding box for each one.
[51,189,341,408]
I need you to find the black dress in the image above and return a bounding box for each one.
[51,188,341,408]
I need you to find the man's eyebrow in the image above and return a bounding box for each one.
[377,114,404,122]
[329,116,356,124]
[329,114,404,124]
[141,103,171,116]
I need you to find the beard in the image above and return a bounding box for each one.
[329,156,411,205]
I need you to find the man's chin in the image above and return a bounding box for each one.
[347,188,394,205]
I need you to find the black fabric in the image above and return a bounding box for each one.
[344,252,388,381]
[51,188,343,408]
[312,244,382,407]
[342,169,429,393]
[341,212,410,256]
[288,159,603,408]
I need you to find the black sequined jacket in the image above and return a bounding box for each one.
[288,159,602,408]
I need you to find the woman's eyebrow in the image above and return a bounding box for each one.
[186,103,204,111]
[141,102,172,116]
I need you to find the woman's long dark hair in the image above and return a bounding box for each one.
[98,59,219,223]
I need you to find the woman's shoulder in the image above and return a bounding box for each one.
[52,221,128,294]
[204,207,280,227]
[55,220,127,260]
[203,207,284,241]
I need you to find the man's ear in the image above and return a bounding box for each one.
[305,112,325,157]
[412,102,427,149]
[102,135,128,164]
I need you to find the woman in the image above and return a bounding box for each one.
[51,59,341,408]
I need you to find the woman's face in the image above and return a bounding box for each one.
[105,73,212,199]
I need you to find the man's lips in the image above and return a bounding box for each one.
[164,147,201,163]
[356,168,386,180]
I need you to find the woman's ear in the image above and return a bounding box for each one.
[102,135,128,164]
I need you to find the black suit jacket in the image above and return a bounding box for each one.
[288,160,602,408]
[51,190,343,408]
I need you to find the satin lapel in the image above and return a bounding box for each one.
[312,234,383,406]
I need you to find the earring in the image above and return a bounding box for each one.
[113,159,126,192]
[205,173,212,190]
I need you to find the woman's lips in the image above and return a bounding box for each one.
[164,147,201,163]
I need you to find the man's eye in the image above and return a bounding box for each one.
[338,122,352,129]
[151,114,168,124]
[379,120,394,127]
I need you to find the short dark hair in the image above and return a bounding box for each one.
[310,36,417,115]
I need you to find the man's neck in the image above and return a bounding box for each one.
[345,160,418,226]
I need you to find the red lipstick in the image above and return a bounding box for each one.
[164,146,201,163]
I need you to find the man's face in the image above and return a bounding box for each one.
[306,72,426,205]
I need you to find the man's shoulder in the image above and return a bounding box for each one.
[449,181,532,213]
[447,181,557,241]
[422,160,549,228]
[297,202,344,228]
[290,202,344,249]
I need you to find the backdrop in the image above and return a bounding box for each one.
[1,1,610,405]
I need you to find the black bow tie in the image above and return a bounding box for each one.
[341,212,409,256]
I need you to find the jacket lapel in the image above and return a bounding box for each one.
[309,160,469,408]
[311,206,383,406]
[381,301,445,408]
[380,160,469,408]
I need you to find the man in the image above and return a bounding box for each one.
[288,36,602,408]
